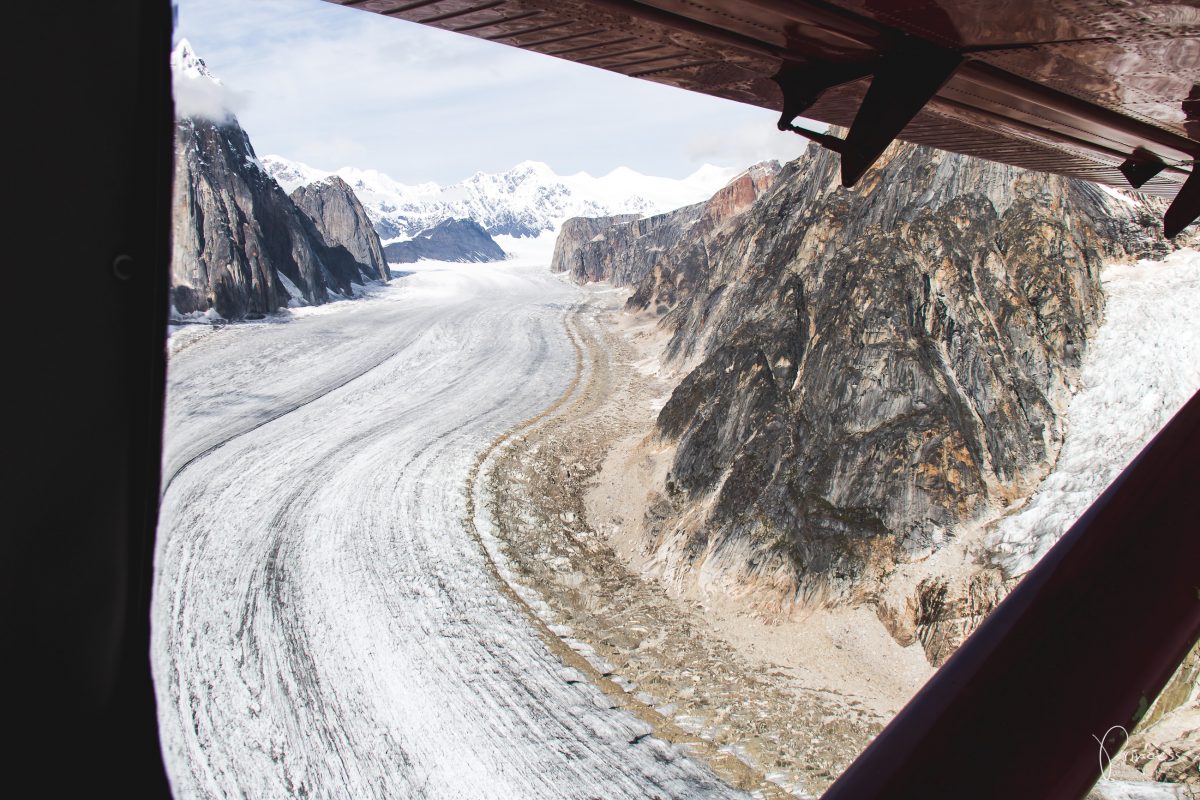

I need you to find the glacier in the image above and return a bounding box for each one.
[154,262,745,799]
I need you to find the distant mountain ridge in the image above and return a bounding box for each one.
[383,219,506,264]
[263,155,738,241]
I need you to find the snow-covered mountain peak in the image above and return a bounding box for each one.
[172,39,245,123]
[171,39,221,84]
[261,156,328,193]
[507,160,555,178]
[599,165,642,181]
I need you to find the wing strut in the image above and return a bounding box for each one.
[1119,148,1167,190]
[776,48,961,188]
[1164,167,1200,240]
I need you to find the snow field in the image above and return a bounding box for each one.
[154,262,743,799]
[990,249,1200,575]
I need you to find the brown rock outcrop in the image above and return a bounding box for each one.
[550,162,780,289]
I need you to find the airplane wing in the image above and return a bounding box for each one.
[326,0,1199,236]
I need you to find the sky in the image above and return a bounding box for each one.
[175,0,809,185]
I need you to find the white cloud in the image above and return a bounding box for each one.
[173,72,248,122]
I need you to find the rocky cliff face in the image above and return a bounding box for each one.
[570,140,1173,662]
[171,44,386,320]
[291,176,389,283]
[381,218,506,264]
[173,118,322,318]
[558,207,705,285]
[552,162,780,288]
[550,214,641,275]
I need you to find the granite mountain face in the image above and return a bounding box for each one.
[554,141,1175,662]
[290,176,390,283]
[170,42,388,320]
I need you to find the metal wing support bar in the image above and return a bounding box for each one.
[336,0,1200,235]
[742,0,1200,237]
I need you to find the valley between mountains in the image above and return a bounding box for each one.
[157,261,760,799]
[157,247,1200,800]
